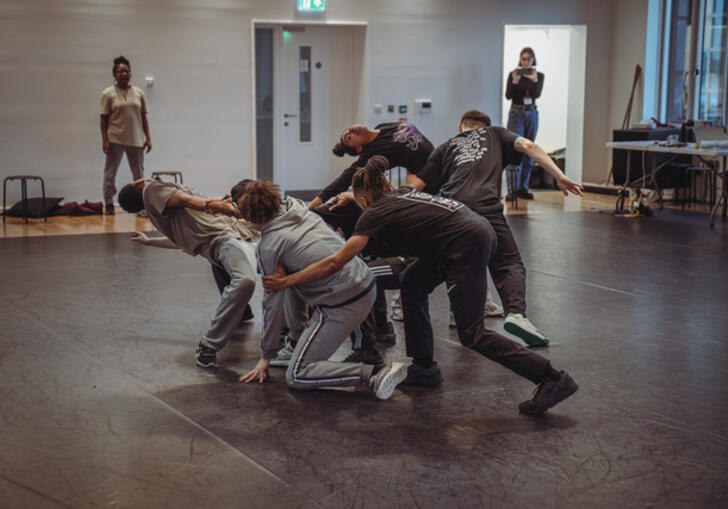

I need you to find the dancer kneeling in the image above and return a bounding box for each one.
[234,181,407,400]
[262,156,578,414]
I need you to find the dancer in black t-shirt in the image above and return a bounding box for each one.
[308,122,435,356]
[309,122,434,212]
[412,110,583,348]
[263,156,579,415]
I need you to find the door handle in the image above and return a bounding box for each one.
[284,113,298,118]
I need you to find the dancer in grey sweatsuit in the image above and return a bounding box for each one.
[222,181,406,399]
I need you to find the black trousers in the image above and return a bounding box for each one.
[211,262,231,294]
[311,201,361,239]
[311,202,400,352]
[359,257,411,351]
[477,206,527,315]
[400,231,549,384]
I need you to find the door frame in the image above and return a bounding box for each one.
[500,24,587,184]
[250,19,368,188]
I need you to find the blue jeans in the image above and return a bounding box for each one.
[507,108,539,190]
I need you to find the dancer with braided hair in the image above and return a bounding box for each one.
[262,156,578,415]
[308,122,437,349]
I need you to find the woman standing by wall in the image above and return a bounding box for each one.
[100,56,152,215]
[505,47,544,200]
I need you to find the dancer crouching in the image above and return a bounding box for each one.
[263,156,578,414]
[234,181,407,399]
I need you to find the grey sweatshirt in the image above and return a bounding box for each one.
[257,197,374,358]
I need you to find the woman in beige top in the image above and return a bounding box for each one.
[99,56,152,215]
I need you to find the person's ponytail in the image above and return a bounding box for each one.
[352,155,393,197]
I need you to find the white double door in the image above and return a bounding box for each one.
[273,24,362,192]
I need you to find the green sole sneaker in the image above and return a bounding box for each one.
[504,313,550,347]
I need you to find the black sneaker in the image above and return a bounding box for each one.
[518,371,578,415]
[517,189,534,200]
[376,321,396,344]
[505,190,516,202]
[195,343,217,368]
[401,362,444,387]
[344,348,384,365]
[104,203,115,215]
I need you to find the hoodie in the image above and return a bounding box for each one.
[257,197,374,358]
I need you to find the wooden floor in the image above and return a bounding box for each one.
[1,191,716,239]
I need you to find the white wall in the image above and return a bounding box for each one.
[605,0,649,183]
[0,0,634,203]
[566,26,587,184]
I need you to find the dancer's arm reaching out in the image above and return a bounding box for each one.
[129,231,179,249]
[513,137,583,196]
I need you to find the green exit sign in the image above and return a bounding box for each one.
[298,0,325,11]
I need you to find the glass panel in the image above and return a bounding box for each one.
[665,0,692,122]
[299,46,311,142]
[698,0,727,122]
[255,28,274,181]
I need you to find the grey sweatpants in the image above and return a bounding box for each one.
[201,238,257,351]
[103,143,145,204]
[286,286,376,390]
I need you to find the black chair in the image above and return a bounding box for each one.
[685,165,715,208]
[504,165,519,209]
[3,175,47,224]
[151,171,183,184]
[666,163,692,209]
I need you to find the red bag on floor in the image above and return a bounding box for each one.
[65,200,103,215]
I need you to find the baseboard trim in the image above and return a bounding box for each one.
[582,183,620,196]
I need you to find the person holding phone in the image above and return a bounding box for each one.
[505,47,544,200]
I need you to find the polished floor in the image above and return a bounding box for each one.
[1,204,727,508]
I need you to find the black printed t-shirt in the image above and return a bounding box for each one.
[353,187,491,267]
[319,123,435,202]
[416,126,521,213]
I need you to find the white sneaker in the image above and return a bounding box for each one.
[369,362,408,400]
[391,305,403,322]
[484,298,504,317]
[503,313,550,347]
[270,336,295,367]
[390,292,403,322]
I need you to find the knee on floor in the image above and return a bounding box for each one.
[285,364,308,389]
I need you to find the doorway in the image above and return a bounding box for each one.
[253,23,366,196]
[502,25,587,183]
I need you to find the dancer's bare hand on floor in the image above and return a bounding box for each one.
[557,175,584,197]
[262,264,289,292]
[328,191,354,211]
[240,357,271,384]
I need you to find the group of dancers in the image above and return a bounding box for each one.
[118,109,583,413]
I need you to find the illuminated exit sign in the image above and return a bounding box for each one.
[298,0,325,11]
